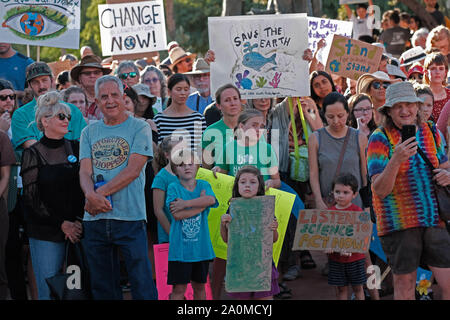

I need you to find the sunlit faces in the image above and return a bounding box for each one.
[237,116,265,143]
[78,67,104,89]
[175,57,193,73]
[96,81,126,120]
[66,92,87,114]
[355,7,367,19]
[312,75,333,99]
[369,80,388,103]
[0,88,15,113]
[333,184,357,208]
[168,80,190,105]
[192,73,210,94]
[387,102,419,127]
[418,94,433,121]
[325,102,349,132]
[42,112,70,137]
[427,63,447,84]
[142,71,161,97]
[29,75,52,97]
[433,37,449,56]
[237,172,260,199]
[217,88,241,117]
[352,99,373,126]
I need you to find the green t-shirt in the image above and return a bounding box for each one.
[11,98,87,150]
[201,119,235,166]
[216,139,278,181]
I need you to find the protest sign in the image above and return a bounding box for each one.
[292,209,372,253]
[225,196,275,293]
[0,0,80,49]
[339,0,368,4]
[153,243,213,300]
[98,0,167,56]
[195,168,294,266]
[47,60,77,78]
[208,13,310,99]
[325,34,383,80]
[307,17,353,65]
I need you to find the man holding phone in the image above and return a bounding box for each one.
[367,81,450,300]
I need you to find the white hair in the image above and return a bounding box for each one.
[95,75,123,98]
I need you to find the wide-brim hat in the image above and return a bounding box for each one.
[387,63,406,79]
[183,58,210,75]
[356,71,402,95]
[400,47,426,67]
[132,83,155,99]
[70,55,111,82]
[169,47,196,70]
[378,81,424,114]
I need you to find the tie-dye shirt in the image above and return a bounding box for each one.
[367,122,448,236]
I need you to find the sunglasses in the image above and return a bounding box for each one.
[119,72,137,80]
[0,94,16,101]
[80,70,103,77]
[408,74,423,80]
[56,113,71,121]
[371,81,391,90]
[144,77,159,84]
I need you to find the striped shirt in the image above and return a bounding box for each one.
[367,122,448,236]
[153,112,206,154]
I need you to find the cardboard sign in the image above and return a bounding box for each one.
[47,60,77,78]
[225,196,275,293]
[98,0,167,56]
[0,0,80,49]
[326,34,383,80]
[153,243,213,300]
[208,13,310,99]
[307,17,353,65]
[195,168,294,267]
[292,209,372,253]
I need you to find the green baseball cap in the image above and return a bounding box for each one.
[26,62,52,82]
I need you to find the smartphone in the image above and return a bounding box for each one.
[401,125,416,143]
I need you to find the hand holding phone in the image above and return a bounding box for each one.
[401,125,416,143]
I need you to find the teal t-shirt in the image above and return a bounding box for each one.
[79,116,153,222]
[201,119,235,166]
[11,98,87,150]
[166,179,218,262]
[151,167,179,243]
[216,139,279,181]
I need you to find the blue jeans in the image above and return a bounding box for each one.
[28,238,66,300]
[82,219,158,300]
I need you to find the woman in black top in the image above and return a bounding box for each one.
[20,91,84,300]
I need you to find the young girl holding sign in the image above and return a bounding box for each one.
[220,165,280,300]
[326,173,367,300]
[166,148,218,300]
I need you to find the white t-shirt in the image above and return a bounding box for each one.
[351,14,374,40]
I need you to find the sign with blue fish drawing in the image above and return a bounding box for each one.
[208,14,310,99]
[0,0,80,49]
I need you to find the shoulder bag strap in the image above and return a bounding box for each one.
[334,128,351,180]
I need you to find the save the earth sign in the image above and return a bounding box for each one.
[208,13,310,99]
[0,0,80,49]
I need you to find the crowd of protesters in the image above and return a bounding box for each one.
[0,1,449,301]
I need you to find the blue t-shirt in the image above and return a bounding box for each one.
[11,98,87,150]
[80,116,153,222]
[166,179,218,262]
[0,52,33,91]
[151,167,179,243]
[186,92,213,114]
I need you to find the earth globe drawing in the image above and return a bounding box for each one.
[20,12,44,36]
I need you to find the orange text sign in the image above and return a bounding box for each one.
[292,209,372,253]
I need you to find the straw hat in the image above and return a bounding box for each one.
[169,47,196,70]
[378,81,424,114]
[400,47,426,67]
[70,55,111,82]
[183,58,210,75]
[356,71,401,94]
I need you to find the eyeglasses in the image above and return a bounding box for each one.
[56,113,71,121]
[119,72,137,80]
[371,81,391,90]
[353,107,373,114]
[80,70,103,77]
[144,77,159,84]
[0,94,15,101]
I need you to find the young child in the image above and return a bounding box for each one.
[220,165,280,300]
[151,135,185,244]
[166,148,218,300]
[327,173,367,300]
